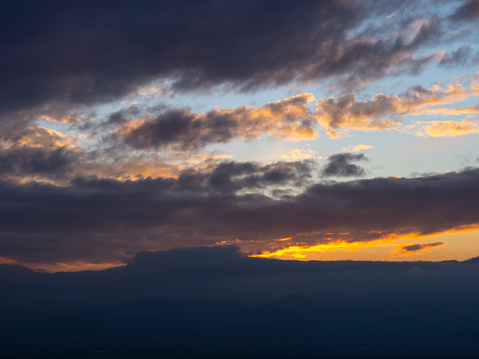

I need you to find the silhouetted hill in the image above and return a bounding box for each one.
[462,256,479,264]
[2,282,479,358]
[3,246,479,311]
[3,247,479,357]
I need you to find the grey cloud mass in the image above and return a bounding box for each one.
[451,0,479,21]
[0,0,453,124]
[321,153,368,177]
[0,147,79,179]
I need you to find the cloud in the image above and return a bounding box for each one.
[179,160,315,194]
[408,120,479,137]
[451,0,479,21]
[321,153,368,177]
[0,146,80,180]
[439,45,479,68]
[281,148,315,161]
[342,144,373,152]
[0,0,448,126]
[0,124,85,181]
[392,241,445,256]
[104,105,142,128]
[316,93,399,138]
[117,94,317,151]
[316,74,479,137]
[418,104,479,116]
[0,125,78,150]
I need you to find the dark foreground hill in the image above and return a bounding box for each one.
[2,282,479,358]
[2,246,479,358]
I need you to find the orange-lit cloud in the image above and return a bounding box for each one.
[0,125,85,183]
[316,73,479,137]
[80,153,236,181]
[83,160,180,181]
[281,148,315,161]
[0,125,81,150]
[118,93,317,151]
[408,119,479,137]
[316,93,398,138]
[418,105,479,116]
[343,144,373,152]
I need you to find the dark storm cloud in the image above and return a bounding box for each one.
[321,153,368,177]
[0,0,444,121]
[2,166,479,265]
[0,147,79,179]
[451,0,479,21]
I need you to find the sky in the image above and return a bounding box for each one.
[2,0,479,272]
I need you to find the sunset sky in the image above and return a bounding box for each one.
[2,0,479,272]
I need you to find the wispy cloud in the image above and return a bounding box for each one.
[392,241,445,256]
[407,120,479,137]
[343,144,374,152]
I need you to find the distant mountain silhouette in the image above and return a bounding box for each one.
[3,247,479,357]
[462,256,479,264]
[2,283,479,358]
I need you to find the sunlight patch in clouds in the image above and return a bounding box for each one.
[281,148,315,161]
[343,144,373,152]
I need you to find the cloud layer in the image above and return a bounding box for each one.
[1,165,479,267]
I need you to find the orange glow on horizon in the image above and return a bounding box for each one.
[251,239,387,259]
[250,225,479,261]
